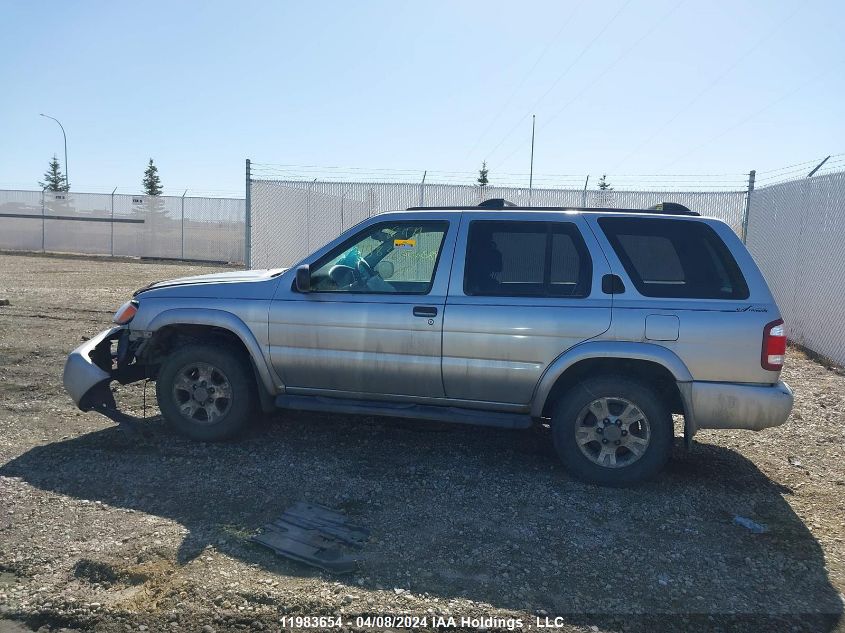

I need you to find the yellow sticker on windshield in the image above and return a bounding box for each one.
[394,238,416,249]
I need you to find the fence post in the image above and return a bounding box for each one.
[110,187,117,256]
[181,189,187,260]
[306,178,316,252]
[244,159,251,268]
[741,169,755,243]
[41,188,46,252]
[581,175,590,207]
[419,170,427,206]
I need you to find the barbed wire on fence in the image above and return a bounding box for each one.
[249,163,752,192]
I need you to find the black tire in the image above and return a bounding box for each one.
[156,344,256,441]
[551,375,673,487]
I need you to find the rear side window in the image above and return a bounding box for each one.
[598,217,749,299]
[464,220,592,297]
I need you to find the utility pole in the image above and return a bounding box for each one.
[40,114,68,188]
[528,115,536,205]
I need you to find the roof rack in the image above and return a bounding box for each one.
[406,199,700,216]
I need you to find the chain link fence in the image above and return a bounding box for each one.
[249,179,748,270]
[745,171,845,365]
[0,189,245,263]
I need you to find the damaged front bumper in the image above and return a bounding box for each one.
[63,326,147,427]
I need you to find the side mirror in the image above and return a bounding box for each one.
[295,264,311,292]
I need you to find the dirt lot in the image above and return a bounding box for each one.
[0,251,843,633]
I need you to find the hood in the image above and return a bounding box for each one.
[134,268,287,296]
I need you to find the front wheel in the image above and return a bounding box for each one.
[551,376,673,486]
[156,344,256,441]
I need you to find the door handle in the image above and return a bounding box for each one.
[413,306,438,317]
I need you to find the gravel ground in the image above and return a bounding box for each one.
[0,252,843,633]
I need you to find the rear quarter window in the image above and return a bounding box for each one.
[598,217,749,299]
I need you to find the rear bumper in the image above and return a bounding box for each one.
[63,327,124,409]
[691,380,793,431]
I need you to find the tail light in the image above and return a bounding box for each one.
[761,318,786,371]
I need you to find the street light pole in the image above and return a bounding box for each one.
[40,113,68,188]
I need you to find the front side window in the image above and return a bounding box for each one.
[309,221,448,294]
[598,217,749,299]
[464,220,592,298]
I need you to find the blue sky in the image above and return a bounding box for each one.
[1,0,842,195]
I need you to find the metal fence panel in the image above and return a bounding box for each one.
[183,197,246,263]
[43,191,112,255]
[746,171,845,365]
[0,189,43,251]
[0,189,245,263]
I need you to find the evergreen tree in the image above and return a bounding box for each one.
[477,161,489,187]
[39,155,69,191]
[142,158,163,196]
[597,174,612,190]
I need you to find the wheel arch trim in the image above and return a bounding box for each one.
[145,308,280,395]
[530,341,694,418]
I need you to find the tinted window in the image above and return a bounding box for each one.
[599,217,749,299]
[464,221,592,297]
[309,221,448,294]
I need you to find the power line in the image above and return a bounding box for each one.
[484,0,633,163]
[491,0,686,170]
[612,2,805,170]
[756,153,844,177]
[464,0,585,159]
[662,65,836,169]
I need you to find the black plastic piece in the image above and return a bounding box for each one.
[275,394,533,429]
[413,306,438,317]
[252,502,369,574]
[648,202,697,215]
[295,265,311,292]
[601,274,626,294]
[477,198,517,208]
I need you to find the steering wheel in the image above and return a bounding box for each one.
[328,264,358,289]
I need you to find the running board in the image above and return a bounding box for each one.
[274,395,533,430]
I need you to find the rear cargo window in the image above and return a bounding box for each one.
[598,217,749,299]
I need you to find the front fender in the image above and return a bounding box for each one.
[144,308,279,396]
[530,341,694,418]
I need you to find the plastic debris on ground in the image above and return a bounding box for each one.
[251,502,369,573]
[733,515,768,533]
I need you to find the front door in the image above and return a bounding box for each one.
[269,215,458,399]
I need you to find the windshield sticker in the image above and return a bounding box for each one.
[394,238,416,250]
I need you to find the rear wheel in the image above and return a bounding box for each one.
[156,344,256,441]
[551,376,672,486]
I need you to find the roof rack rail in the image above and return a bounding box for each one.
[405,200,700,216]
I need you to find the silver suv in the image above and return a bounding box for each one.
[64,201,793,485]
